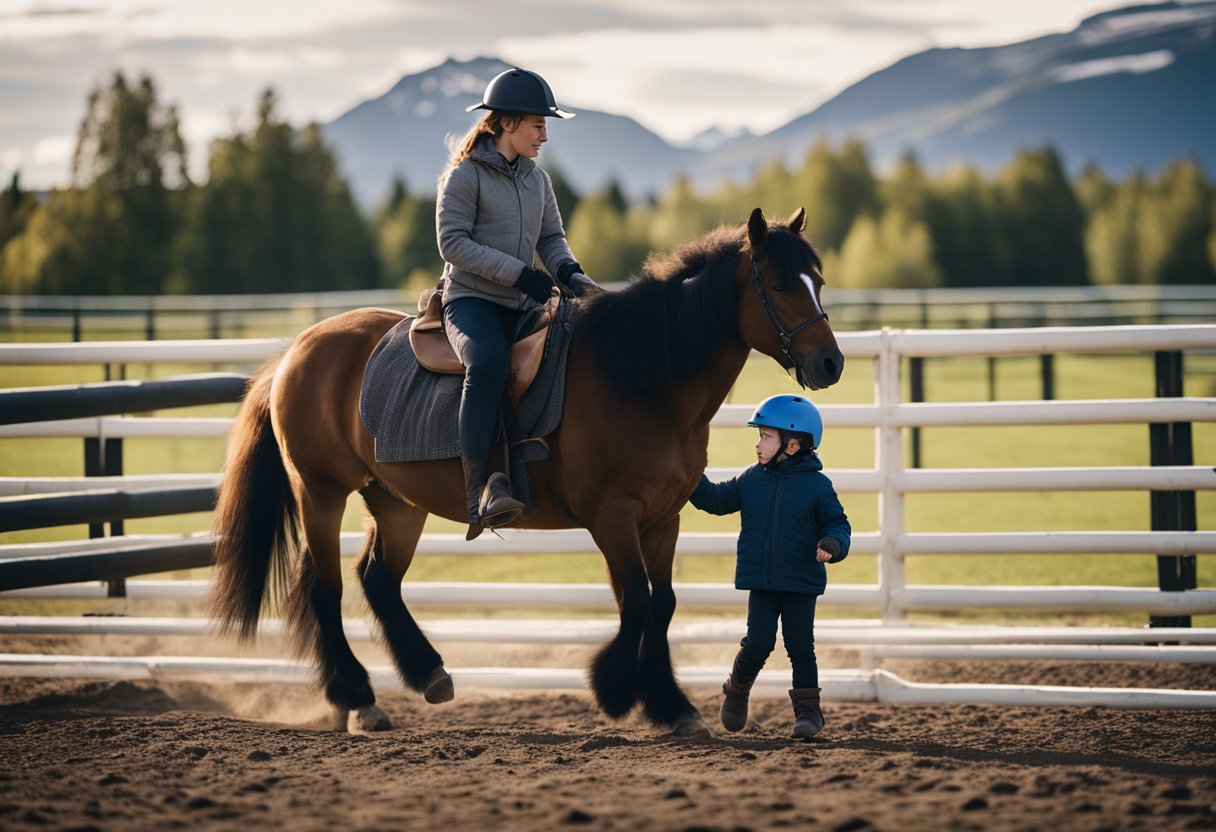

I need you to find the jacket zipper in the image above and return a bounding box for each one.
[763,467,783,588]
[512,170,525,265]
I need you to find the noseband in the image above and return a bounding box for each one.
[750,255,828,357]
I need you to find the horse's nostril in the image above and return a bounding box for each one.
[823,353,843,382]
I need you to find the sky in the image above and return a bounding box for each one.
[0,0,1130,189]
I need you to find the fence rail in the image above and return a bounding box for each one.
[1,323,1213,706]
[5,285,1215,340]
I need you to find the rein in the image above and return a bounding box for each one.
[749,254,828,357]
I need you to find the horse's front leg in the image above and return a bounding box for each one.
[638,516,704,734]
[587,500,650,719]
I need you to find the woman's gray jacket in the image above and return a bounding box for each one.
[436,135,576,311]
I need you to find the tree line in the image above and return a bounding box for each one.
[1,71,1213,296]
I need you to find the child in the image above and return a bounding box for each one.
[688,394,850,739]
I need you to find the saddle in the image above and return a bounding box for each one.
[409,288,557,404]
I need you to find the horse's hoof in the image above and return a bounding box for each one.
[670,712,708,737]
[423,666,455,704]
[347,704,392,733]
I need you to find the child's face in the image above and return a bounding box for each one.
[755,428,799,464]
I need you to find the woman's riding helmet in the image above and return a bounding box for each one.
[466,68,575,119]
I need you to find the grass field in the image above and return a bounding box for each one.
[1,330,1213,625]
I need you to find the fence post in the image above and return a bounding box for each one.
[1148,351,1196,628]
[1040,354,1055,401]
[986,305,997,401]
[83,437,104,539]
[877,328,905,622]
[909,356,924,469]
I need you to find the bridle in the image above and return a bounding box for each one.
[749,254,828,358]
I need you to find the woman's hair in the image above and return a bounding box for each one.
[448,111,522,167]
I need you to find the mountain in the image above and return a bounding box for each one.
[322,57,699,210]
[323,3,1215,209]
[699,1,1216,182]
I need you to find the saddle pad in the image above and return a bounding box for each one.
[359,306,571,463]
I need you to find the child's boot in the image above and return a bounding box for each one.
[788,687,824,739]
[720,659,756,732]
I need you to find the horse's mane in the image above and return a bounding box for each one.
[573,221,821,395]
[572,225,743,395]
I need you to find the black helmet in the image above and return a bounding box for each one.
[466,67,575,119]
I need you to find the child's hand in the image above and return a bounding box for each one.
[816,537,840,563]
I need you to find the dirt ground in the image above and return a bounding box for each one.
[0,655,1214,832]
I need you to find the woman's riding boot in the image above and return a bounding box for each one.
[720,654,757,732]
[479,471,523,527]
[788,688,825,739]
[462,456,523,533]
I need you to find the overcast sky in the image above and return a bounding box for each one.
[1,0,1128,189]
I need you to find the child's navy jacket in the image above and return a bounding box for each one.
[689,454,851,595]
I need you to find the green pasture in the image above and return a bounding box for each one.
[1,341,1213,625]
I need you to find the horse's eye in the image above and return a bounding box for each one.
[772,283,787,293]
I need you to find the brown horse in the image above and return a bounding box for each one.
[209,207,844,734]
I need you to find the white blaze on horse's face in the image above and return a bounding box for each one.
[799,271,825,318]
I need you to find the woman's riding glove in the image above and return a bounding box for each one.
[555,261,601,298]
[514,266,555,303]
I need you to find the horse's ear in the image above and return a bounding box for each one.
[747,207,768,253]
[787,207,807,233]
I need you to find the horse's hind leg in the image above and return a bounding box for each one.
[357,483,452,704]
[638,517,703,734]
[286,480,387,732]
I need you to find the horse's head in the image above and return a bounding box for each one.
[736,207,844,390]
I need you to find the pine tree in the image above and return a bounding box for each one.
[993,146,1086,286]
[1074,162,1114,221]
[925,165,1003,287]
[1085,171,1144,285]
[601,179,629,215]
[567,194,649,283]
[828,208,942,289]
[649,176,717,253]
[790,138,879,253]
[0,172,37,269]
[1138,158,1214,284]
[175,89,379,293]
[544,163,580,229]
[3,71,187,294]
[378,194,442,290]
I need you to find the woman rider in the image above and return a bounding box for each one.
[436,67,597,534]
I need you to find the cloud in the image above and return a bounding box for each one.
[495,23,925,139]
[32,134,73,167]
[0,0,1137,188]
[0,0,403,41]
[1,146,21,172]
[211,45,346,75]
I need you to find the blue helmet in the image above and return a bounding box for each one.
[748,394,823,449]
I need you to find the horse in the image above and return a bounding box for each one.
[209,207,844,734]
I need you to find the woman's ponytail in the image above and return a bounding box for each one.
[447,111,521,167]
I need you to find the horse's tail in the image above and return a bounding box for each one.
[208,356,298,643]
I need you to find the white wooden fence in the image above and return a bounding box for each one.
[1,324,1214,708]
